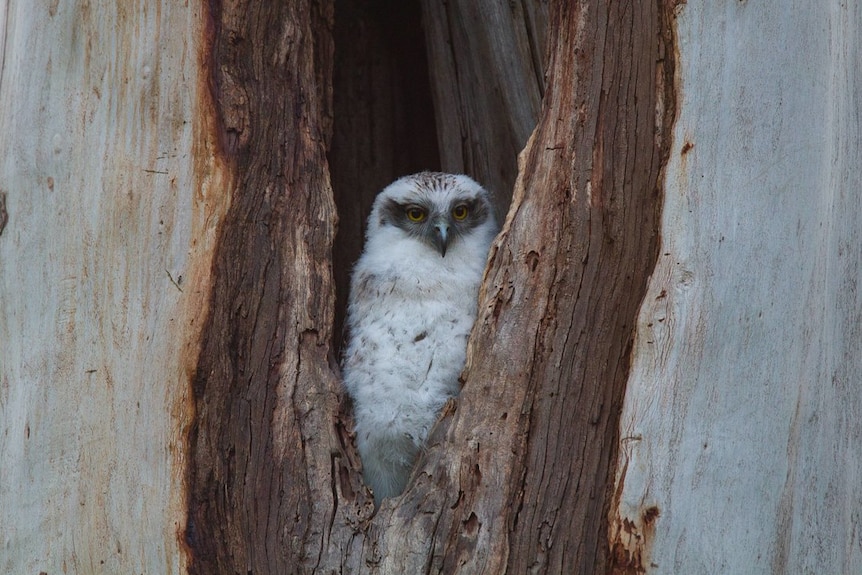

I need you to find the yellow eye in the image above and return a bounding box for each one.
[406,207,426,222]
[452,204,469,220]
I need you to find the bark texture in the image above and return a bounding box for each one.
[187,0,675,572]
[610,2,862,573]
[0,2,222,573]
[4,0,858,573]
[185,2,371,573]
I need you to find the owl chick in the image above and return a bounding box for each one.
[342,172,497,505]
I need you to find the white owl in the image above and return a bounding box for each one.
[342,172,497,505]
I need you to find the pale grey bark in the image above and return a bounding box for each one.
[611,2,862,573]
[0,2,222,573]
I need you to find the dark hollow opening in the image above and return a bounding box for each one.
[330,0,441,356]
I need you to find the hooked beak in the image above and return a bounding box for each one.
[432,222,450,257]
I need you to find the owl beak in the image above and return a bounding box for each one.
[432,222,449,257]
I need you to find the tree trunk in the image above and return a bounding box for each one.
[184,2,347,573]
[608,3,862,573]
[2,1,860,574]
[0,2,224,573]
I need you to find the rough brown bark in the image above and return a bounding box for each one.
[186,2,368,573]
[186,0,675,573]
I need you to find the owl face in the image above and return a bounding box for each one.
[371,172,494,257]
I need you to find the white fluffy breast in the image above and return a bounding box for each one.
[343,229,490,432]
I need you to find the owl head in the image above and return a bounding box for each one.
[367,172,496,258]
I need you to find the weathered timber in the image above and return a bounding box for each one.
[185,2,372,573]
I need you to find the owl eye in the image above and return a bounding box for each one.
[406,206,426,222]
[452,204,469,221]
